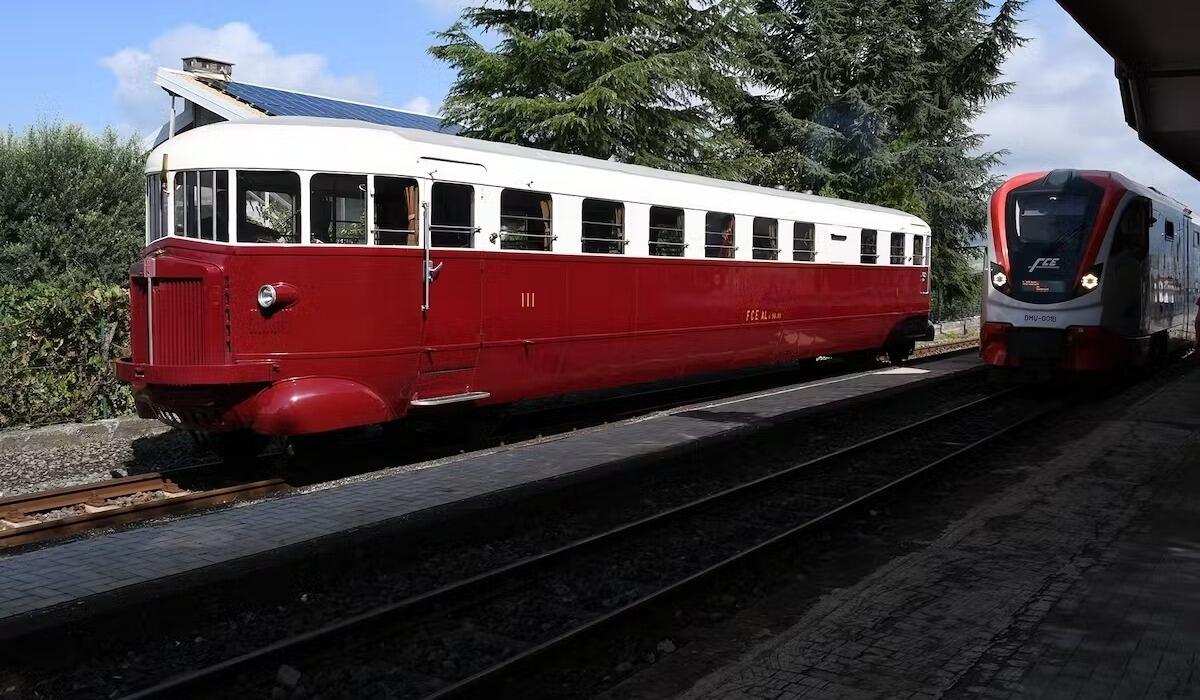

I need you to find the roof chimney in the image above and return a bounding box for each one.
[181,56,233,81]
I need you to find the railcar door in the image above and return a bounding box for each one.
[410,175,485,406]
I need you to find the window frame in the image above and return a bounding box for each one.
[752,217,779,261]
[580,198,626,255]
[889,232,906,265]
[793,222,816,262]
[705,211,737,259]
[649,206,687,257]
[430,181,477,249]
[498,189,555,252]
[913,235,927,266]
[372,174,421,247]
[171,169,230,243]
[235,169,302,245]
[860,228,878,264]
[310,172,368,245]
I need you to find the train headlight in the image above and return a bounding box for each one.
[992,271,1008,288]
[990,262,1010,294]
[1074,264,1103,297]
[1080,273,1099,290]
[257,284,277,309]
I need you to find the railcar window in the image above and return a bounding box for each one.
[311,173,366,244]
[890,232,905,264]
[649,206,686,256]
[146,174,168,241]
[172,170,229,242]
[1111,200,1150,261]
[431,183,475,248]
[374,176,420,246]
[860,229,878,264]
[499,189,554,251]
[793,222,815,261]
[752,218,779,260]
[237,171,300,244]
[581,199,625,254]
[913,235,926,266]
[1166,220,1175,241]
[706,212,736,258]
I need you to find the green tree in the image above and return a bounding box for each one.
[735,0,1025,311]
[430,0,763,180]
[0,121,146,287]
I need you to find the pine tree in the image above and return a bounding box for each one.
[738,0,1026,313]
[430,0,763,180]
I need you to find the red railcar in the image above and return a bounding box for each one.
[115,118,933,451]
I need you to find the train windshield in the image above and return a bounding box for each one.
[1004,174,1105,303]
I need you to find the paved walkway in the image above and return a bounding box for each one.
[678,365,1200,700]
[0,355,977,636]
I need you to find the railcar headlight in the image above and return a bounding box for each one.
[1080,273,1099,290]
[990,262,1010,294]
[257,284,277,309]
[1075,264,1103,297]
[992,271,1008,287]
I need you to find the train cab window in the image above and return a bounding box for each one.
[1111,199,1150,261]
[1165,219,1175,241]
[913,235,927,266]
[752,218,779,260]
[581,199,625,254]
[706,212,736,258]
[431,183,475,248]
[890,232,906,264]
[147,174,168,241]
[793,222,815,261]
[173,170,229,242]
[860,229,878,264]
[500,189,553,251]
[237,171,300,244]
[374,176,419,246]
[311,173,366,244]
[649,206,686,256]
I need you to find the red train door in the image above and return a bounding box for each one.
[411,180,485,406]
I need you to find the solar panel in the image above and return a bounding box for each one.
[216,81,461,134]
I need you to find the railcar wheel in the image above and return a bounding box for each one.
[886,341,916,366]
[206,431,271,463]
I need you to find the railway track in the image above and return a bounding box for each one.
[121,379,1042,700]
[0,467,289,549]
[4,341,978,551]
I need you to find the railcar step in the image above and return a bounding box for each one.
[410,391,492,407]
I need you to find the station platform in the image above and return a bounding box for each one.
[673,363,1200,700]
[0,354,979,638]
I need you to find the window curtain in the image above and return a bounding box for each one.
[614,205,624,238]
[538,196,553,250]
[404,184,419,246]
[722,216,735,258]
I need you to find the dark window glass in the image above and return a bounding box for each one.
[147,174,169,242]
[1003,172,1104,303]
[431,183,474,248]
[215,171,228,242]
[581,198,625,254]
[237,170,300,244]
[913,235,926,266]
[1110,199,1149,262]
[860,229,877,264]
[500,189,553,251]
[1166,219,1175,241]
[374,176,419,246]
[752,217,778,260]
[705,212,735,258]
[311,173,366,244]
[199,170,215,240]
[185,170,199,238]
[793,222,815,262]
[650,206,685,257]
[890,232,905,264]
[172,170,228,242]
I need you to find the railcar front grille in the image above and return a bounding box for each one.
[150,278,205,365]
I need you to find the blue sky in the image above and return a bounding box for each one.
[4,0,1198,206]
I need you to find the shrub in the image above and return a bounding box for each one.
[0,281,133,428]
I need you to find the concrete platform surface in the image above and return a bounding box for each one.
[0,354,978,633]
[677,364,1200,700]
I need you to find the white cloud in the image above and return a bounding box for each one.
[977,13,1200,207]
[402,96,435,115]
[101,22,379,135]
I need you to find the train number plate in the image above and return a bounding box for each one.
[1023,313,1057,324]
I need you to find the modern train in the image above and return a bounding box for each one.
[982,169,1198,370]
[115,117,934,455]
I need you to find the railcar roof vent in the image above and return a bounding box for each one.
[1044,169,1078,187]
[181,56,233,81]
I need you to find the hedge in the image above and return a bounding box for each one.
[0,281,133,428]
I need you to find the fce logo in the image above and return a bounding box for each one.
[1027,257,1061,273]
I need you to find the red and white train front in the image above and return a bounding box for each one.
[982,169,1196,370]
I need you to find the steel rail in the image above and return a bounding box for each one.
[120,386,1014,700]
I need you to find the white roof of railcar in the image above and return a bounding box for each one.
[149,116,930,231]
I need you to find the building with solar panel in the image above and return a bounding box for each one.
[149,56,460,148]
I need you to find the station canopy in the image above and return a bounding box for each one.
[151,56,460,147]
[1058,0,1200,181]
